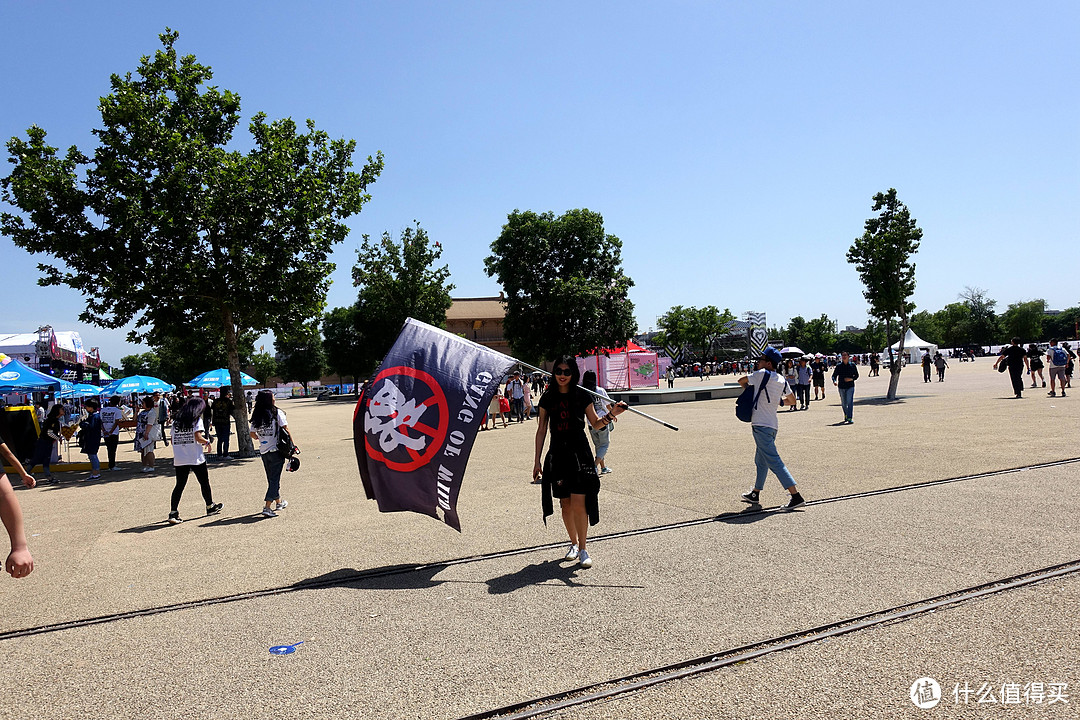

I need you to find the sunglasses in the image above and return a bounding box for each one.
[553,367,573,376]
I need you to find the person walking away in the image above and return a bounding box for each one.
[167,396,222,524]
[249,390,294,517]
[1063,342,1076,389]
[810,356,827,400]
[921,351,932,383]
[737,347,805,510]
[99,396,123,471]
[869,353,880,377]
[993,338,1029,398]
[1045,339,1068,397]
[533,358,627,569]
[211,388,235,457]
[29,405,63,485]
[832,351,860,424]
[0,412,35,579]
[666,365,675,388]
[135,396,159,472]
[582,370,615,475]
[78,398,103,481]
[154,391,171,447]
[795,357,812,410]
[933,352,949,382]
[1027,343,1045,389]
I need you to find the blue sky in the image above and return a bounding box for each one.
[2,1,1077,365]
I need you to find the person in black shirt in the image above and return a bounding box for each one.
[993,337,1029,398]
[533,357,626,569]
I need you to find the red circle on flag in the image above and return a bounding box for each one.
[364,366,449,472]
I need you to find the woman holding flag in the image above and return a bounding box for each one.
[533,357,626,569]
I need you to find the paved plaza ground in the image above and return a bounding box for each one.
[1,360,1078,719]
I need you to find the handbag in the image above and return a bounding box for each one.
[997,360,1008,373]
[735,371,772,422]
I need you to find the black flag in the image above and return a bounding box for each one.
[353,319,516,531]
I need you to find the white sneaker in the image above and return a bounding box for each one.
[578,550,593,568]
[261,507,277,518]
[275,500,288,511]
[564,544,579,561]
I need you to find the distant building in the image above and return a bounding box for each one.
[445,296,511,356]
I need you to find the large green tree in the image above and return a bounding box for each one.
[1000,299,1046,342]
[351,222,454,371]
[958,286,999,346]
[274,328,326,393]
[800,314,838,354]
[1,30,382,453]
[322,304,367,394]
[485,209,636,361]
[847,189,923,400]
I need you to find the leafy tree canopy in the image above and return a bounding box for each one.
[322,304,367,392]
[1000,299,1046,342]
[485,209,636,361]
[275,327,326,391]
[352,222,454,372]
[1,29,382,453]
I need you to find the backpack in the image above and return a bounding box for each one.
[735,371,772,423]
[1051,346,1068,367]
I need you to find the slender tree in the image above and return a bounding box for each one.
[847,189,923,400]
[1,30,382,453]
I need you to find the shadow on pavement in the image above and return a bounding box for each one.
[117,522,173,534]
[200,514,273,527]
[715,505,780,525]
[485,559,586,594]
[297,565,447,591]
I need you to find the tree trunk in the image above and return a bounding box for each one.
[222,306,256,456]
[888,315,908,401]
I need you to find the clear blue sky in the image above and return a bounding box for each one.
[2,1,1077,366]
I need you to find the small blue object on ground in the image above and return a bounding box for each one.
[269,641,304,655]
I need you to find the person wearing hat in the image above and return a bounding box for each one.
[737,347,805,510]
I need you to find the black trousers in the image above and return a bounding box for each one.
[1008,364,1025,396]
[171,464,214,511]
[103,435,120,469]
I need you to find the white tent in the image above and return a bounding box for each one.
[885,328,938,364]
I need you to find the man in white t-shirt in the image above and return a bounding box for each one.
[99,396,124,471]
[737,347,805,511]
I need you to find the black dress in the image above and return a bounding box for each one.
[537,388,600,525]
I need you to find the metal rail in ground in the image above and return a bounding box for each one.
[458,559,1080,719]
[1,456,1077,641]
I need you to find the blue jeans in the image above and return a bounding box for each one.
[839,387,855,420]
[261,451,285,502]
[88,453,100,474]
[752,425,796,491]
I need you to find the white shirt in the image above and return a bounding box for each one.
[747,369,792,431]
[171,418,206,466]
[100,406,123,437]
[255,409,289,455]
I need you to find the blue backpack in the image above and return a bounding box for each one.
[1051,346,1068,367]
[735,371,772,423]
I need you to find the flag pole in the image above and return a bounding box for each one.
[511,359,679,432]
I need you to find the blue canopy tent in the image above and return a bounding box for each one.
[61,383,104,399]
[0,358,64,392]
[186,368,258,388]
[100,375,174,396]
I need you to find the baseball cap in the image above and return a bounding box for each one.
[757,347,783,366]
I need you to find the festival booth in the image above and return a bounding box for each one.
[576,341,661,390]
[885,328,938,364]
[0,356,89,472]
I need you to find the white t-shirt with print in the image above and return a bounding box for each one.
[747,369,792,431]
[172,418,206,466]
[255,409,289,455]
[100,406,123,437]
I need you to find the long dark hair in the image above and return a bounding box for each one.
[581,370,597,392]
[174,397,206,431]
[550,356,580,393]
[47,404,63,420]
[250,389,276,428]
